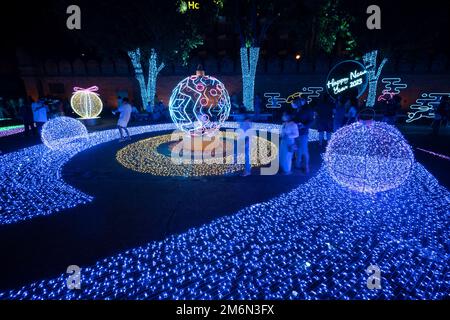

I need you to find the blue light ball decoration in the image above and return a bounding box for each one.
[169,72,231,136]
[41,116,89,151]
[324,121,414,193]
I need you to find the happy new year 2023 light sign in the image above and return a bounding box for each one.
[326,60,368,100]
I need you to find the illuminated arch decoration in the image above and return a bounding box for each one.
[169,74,231,136]
[41,117,89,151]
[116,132,278,177]
[324,121,414,193]
[70,86,103,119]
[326,60,368,100]
[377,78,408,102]
[407,92,450,123]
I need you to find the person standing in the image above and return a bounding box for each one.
[346,97,358,125]
[292,98,314,174]
[19,97,35,137]
[253,93,262,121]
[113,97,132,141]
[237,113,253,176]
[334,96,346,132]
[315,94,334,147]
[432,95,449,136]
[279,111,299,175]
[32,98,49,134]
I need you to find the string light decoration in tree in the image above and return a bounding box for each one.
[70,86,103,119]
[406,93,450,123]
[1,163,448,300]
[169,68,231,136]
[128,48,165,110]
[41,117,89,151]
[324,121,414,193]
[363,50,387,107]
[240,47,260,111]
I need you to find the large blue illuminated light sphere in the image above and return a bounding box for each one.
[41,116,89,150]
[324,121,414,193]
[169,74,231,136]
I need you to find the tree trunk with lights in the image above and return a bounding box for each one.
[128,48,165,111]
[240,47,260,112]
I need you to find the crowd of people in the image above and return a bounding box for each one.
[239,92,421,176]
[0,96,71,136]
[2,91,449,177]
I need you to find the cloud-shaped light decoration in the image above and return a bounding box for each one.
[324,121,414,193]
[169,74,231,136]
[41,116,89,150]
[70,86,103,119]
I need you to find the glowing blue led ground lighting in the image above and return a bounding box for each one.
[41,117,89,150]
[169,75,231,136]
[0,122,290,226]
[324,121,414,193]
[0,121,448,300]
[0,162,448,300]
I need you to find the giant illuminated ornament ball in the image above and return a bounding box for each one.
[70,86,103,119]
[324,121,414,193]
[169,67,231,136]
[41,116,89,150]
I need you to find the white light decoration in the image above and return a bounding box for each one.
[326,60,368,100]
[264,87,324,108]
[0,162,448,300]
[406,92,450,123]
[128,48,165,110]
[41,117,89,151]
[70,86,103,119]
[324,121,414,193]
[169,74,231,136]
[300,87,324,103]
[264,93,285,108]
[363,50,388,107]
[377,78,407,102]
[240,47,260,111]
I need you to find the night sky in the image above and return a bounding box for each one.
[1,0,449,57]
